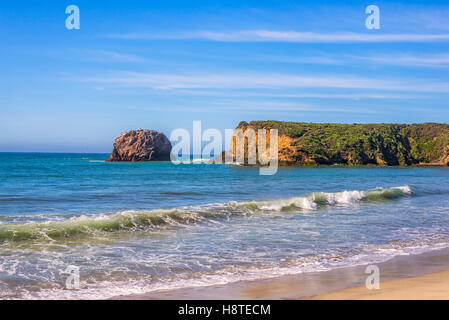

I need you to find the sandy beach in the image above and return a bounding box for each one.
[113,247,449,300]
[311,268,449,300]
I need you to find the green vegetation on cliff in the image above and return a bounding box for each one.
[237,121,449,166]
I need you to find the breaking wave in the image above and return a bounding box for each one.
[0,186,413,243]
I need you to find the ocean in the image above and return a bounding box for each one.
[0,153,449,299]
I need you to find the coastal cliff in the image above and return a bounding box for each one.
[107,129,172,162]
[226,121,449,166]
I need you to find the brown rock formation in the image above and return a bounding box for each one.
[443,146,449,166]
[107,129,172,162]
[230,122,297,164]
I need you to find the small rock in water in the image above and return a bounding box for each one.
[107,129,172,162]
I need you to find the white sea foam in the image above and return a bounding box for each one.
[0,185,414,243]
[191,158,211,164]
[247,185,413,212]
[2,184,448,300]
[19,240,449,300]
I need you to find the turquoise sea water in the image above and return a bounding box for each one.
[0,153,449,299]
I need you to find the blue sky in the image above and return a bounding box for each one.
[1,0,449,152]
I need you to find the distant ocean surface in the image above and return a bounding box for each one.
[1,153,449,299]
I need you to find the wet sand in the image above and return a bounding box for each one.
[112,247,449,300]
[311,268,449,299]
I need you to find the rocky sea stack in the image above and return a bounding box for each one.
[107,129,172,162]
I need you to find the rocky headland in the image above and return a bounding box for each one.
[218,121,449,166]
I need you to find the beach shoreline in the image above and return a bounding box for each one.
[112,246,449,300]
[311,268,449,300]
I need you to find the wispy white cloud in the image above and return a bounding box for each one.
[105,30,449,43]
[116,100,379,114]
[76,71,449,93]
[257,55,343,65]
[207,100,379,113]
[40,49,148,64]
[259,53,449,68]
[350,54,449,67]
[82,50,147,63]
[174,90,418,100]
